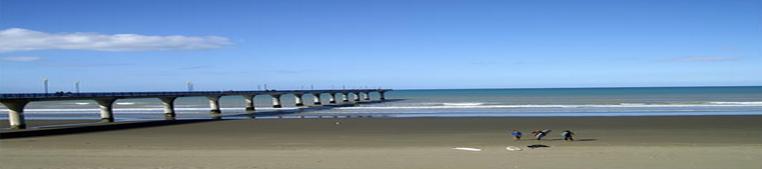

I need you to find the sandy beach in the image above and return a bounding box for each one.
[1,116,761,169]
[4,0,760,168]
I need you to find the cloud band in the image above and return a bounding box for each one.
[0,28,232,52]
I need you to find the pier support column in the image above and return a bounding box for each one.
[312,93,322,105]
[329,93,337,104]
[96,98,117,122]
[379,91,386,101]
[271,94,282,108]
[294,94,305,107]
[352,92,361,102]
[207,95,222,114]
[243,95,256,112]
[1,100,29,129]
[362,92,370,101]
[341,93,350,102]
[159,97,177,119]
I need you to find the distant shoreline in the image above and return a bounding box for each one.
[394,85,762,91]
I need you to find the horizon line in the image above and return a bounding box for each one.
[395,85,762,91]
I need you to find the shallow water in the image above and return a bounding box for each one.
[2,86,762,120]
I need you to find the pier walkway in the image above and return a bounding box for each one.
[0,89,391,129]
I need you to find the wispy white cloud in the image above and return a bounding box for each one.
[2,56,41,62]
[0,28,232,52]
[672,56,739,62]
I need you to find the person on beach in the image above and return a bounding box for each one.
[532,129,551,140]
[561,130,575,141]
[511,129,522,140]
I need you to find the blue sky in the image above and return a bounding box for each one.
[1,0,760,92]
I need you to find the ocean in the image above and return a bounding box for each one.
[2,86,762,120]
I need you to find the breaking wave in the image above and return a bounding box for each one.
[441,102,485,106]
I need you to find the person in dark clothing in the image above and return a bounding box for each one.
[532,129,551,140]
[561,130,575,141]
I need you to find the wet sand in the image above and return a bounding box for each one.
[2,116,761,169]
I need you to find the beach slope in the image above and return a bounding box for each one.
[2,116,761,169]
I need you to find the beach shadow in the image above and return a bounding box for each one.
[2,110,306,139]
[544,138,598,142]
[0,119,218,139]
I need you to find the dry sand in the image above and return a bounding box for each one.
[1,116,761,169]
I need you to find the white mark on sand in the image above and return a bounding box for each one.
[452,147,482,151]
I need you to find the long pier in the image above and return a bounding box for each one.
[0,89,391,129]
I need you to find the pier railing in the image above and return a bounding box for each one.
[0,89,385,100]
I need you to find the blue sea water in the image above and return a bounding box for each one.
[2,86,762,120]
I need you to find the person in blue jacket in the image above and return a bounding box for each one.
[511,129,523,140]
